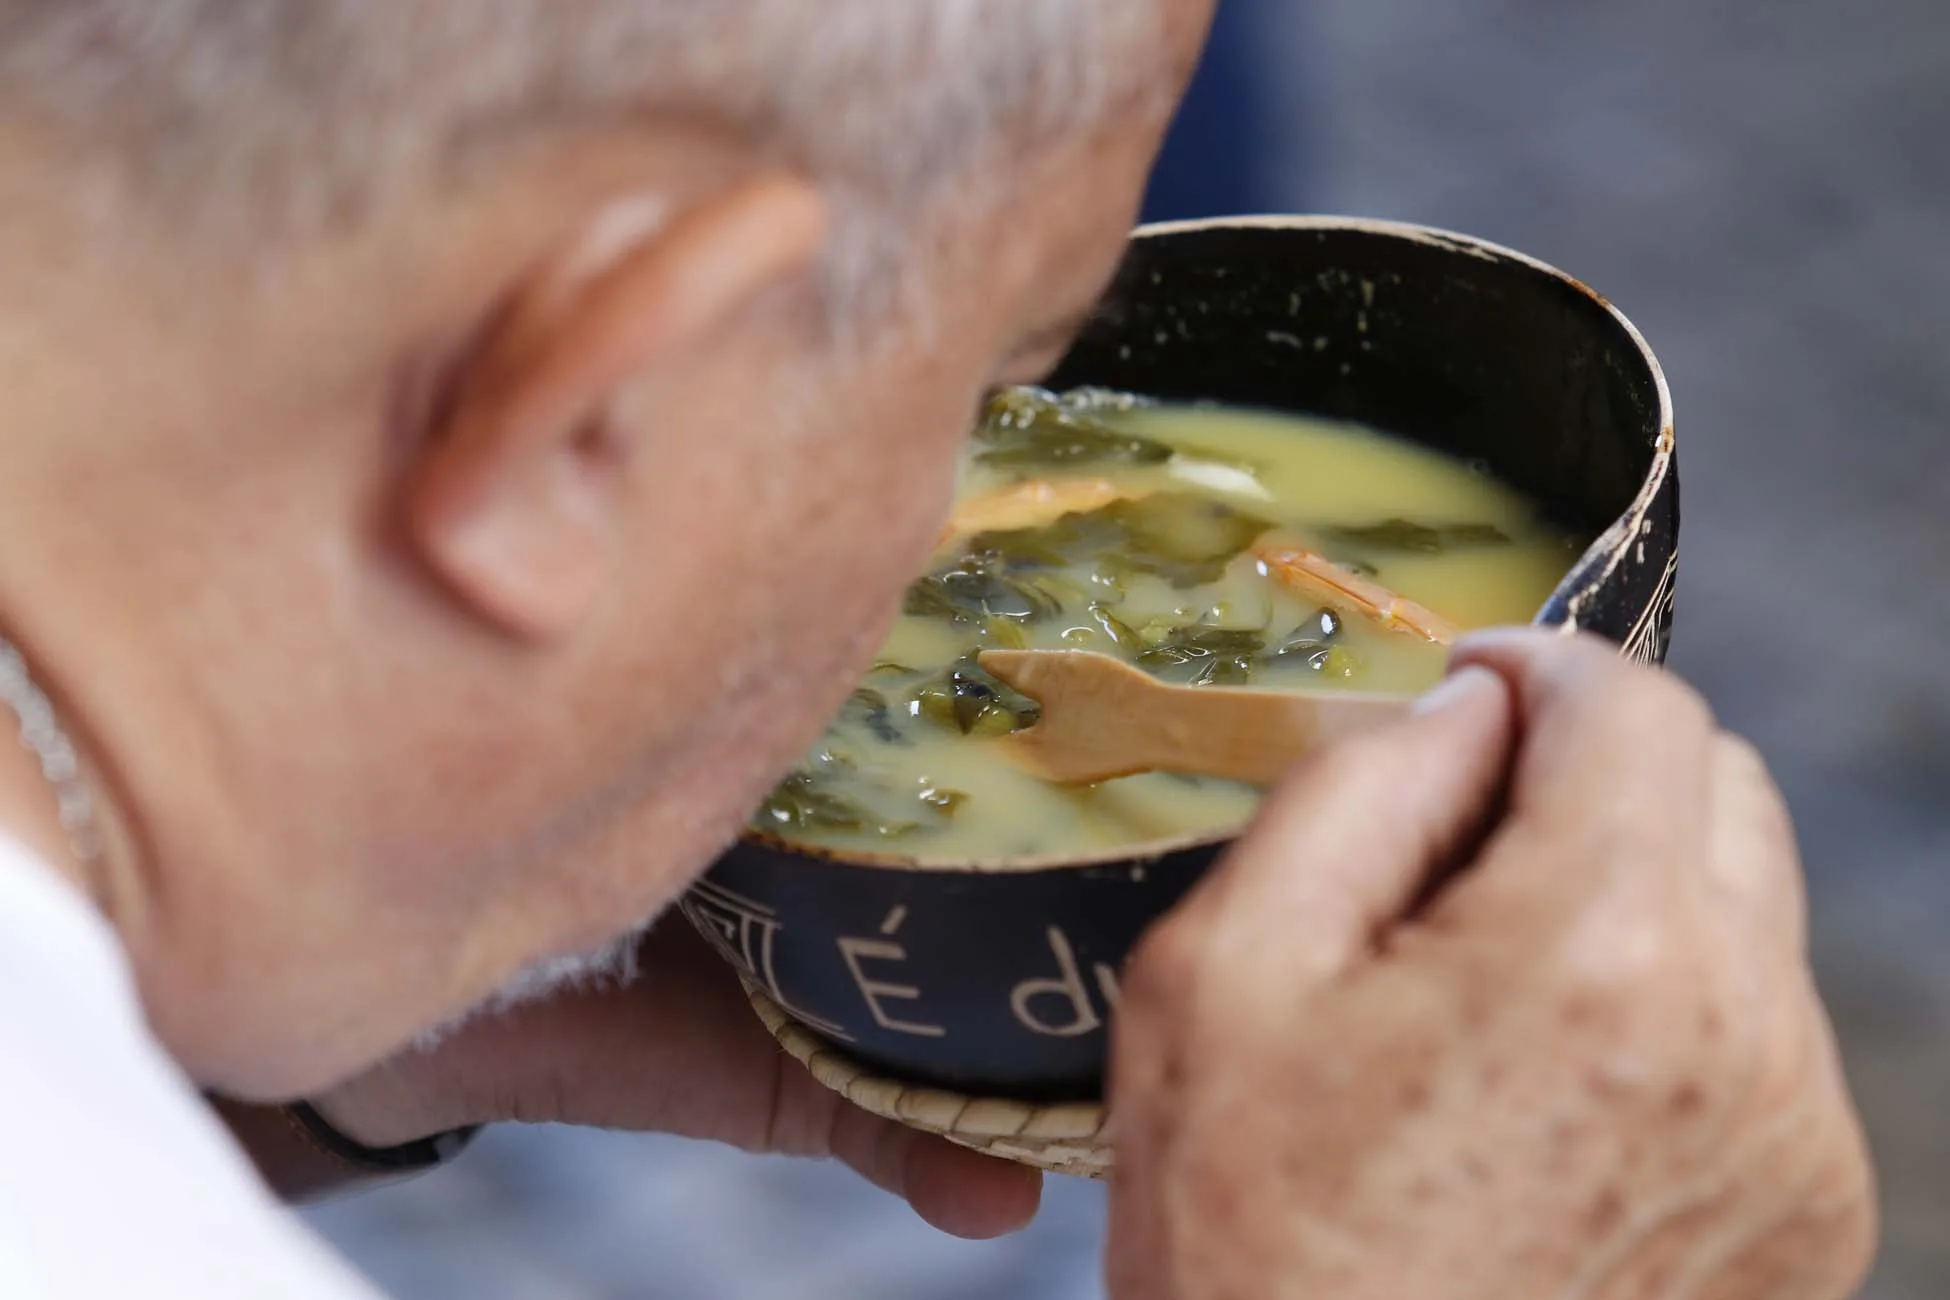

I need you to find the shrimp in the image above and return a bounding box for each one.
[1255,541,1461,646]
[935,477,1144,551]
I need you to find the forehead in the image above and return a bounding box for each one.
[957,102,1186,330]
[813,0,1213,348]
[980,1,1213,281]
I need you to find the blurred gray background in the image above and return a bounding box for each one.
[309,1,1950,1295]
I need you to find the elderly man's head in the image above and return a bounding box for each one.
[3,1,1177,303]
[0,0,1209,1099]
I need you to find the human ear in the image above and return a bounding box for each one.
[406,174,828,639]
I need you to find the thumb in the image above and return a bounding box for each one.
[766,1057,1044,1239]
[1179,664,1517,983]
[1102,663,1517,1300]
[425,920,1042,1240]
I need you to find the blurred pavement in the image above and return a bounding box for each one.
[1296,4,1950,1294]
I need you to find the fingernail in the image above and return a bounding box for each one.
[1412,665,1499,716]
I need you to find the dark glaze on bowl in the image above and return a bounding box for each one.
[684,217,1679,1103]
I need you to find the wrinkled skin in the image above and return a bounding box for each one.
[0,2,1214,1240]
[1108,630,1877,1298]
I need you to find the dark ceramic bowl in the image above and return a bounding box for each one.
[684,217,1678,1103]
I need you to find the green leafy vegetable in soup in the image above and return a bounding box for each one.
[756,388,1589,861]
[1325,518,1513,555]
[972,386,1174,469]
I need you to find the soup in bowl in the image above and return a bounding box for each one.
[682,217,1677,1103]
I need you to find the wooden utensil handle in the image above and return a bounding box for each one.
[1130,688,1410,786]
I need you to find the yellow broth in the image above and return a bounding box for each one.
[757,389,1587,863]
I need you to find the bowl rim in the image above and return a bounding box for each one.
[1132,215,1678,641]
[733,215,1677,878]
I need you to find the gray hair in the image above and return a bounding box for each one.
[0,1,1165,311]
